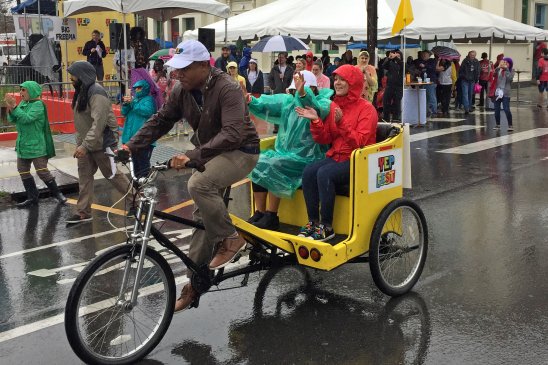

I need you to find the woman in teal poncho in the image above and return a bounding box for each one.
[121,79,157,178]
[247,70,332,230]
[4,81,66,207]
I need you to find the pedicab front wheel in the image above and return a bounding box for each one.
[369,198,428,296]
[64,244,176,365]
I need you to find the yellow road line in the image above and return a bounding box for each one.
[66,178,251,216]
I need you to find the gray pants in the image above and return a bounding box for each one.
[93,63,104,81]
[187,149,259,272]
[76,149,132,216]
[17,156,53,182]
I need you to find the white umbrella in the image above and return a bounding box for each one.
[251,35,309,52]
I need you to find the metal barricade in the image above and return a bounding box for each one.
[0,65,59,85]
[0,78,129,134]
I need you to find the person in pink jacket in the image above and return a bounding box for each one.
[312,60,331,90]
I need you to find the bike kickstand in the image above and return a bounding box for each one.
[241,272,250,286]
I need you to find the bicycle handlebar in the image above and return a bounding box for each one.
[107,149,206,184]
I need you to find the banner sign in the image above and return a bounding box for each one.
[13,15,77,41]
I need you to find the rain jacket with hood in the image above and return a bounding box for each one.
[8,81,55,159]
[121,80,157,146]
[68,61,119,152]
[239,47,252,75]
[305,51,314,71]
[310,65,377,162]
[248,85,333,198]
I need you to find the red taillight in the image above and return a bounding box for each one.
[310,248,321,262]
[298,246,309,259]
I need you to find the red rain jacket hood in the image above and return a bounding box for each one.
[332,65,364,108]
[310,64,376,162]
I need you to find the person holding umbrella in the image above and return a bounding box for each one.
[268,52,294,133]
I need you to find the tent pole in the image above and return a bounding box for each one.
[489,34,493,60]
[224,18,227,44]
[123,12,129,94]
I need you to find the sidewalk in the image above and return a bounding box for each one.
[0,85,540,201]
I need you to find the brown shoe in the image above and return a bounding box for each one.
[174,284,197,312]
[209,233,246,269]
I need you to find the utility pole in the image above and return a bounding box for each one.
[366,0,378,64]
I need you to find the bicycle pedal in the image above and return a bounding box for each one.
[231,252,242,263]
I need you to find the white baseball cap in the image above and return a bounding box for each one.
[288,70,317,90]
[165,40,210,69]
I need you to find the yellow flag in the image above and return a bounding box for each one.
[391,0,414,35]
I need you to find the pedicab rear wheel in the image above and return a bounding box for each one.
[369,199,428,296]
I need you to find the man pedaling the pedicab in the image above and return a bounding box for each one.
[124,40,260,312]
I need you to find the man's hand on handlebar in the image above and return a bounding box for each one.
[170,154,191,170]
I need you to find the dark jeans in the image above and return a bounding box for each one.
[439,84,452,113]
[494,97,512,126]
[302,158,350,226]
[383,84,403,121]
[133,145,154,178]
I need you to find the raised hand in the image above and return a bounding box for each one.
[295,106,319,120]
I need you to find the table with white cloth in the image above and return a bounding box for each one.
[402,83,430,126]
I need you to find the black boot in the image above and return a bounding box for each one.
[16,178,39,208]
[45,179,67,204]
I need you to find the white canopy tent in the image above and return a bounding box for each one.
[186,0,548,42]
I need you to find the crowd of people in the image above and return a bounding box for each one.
[5,35,547,311]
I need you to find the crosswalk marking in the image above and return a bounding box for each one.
[410,125,483,142]
[428,118,467,123]
[438,128,548,154]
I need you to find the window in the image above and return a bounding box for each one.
[535,3,547,29]
[522,0,529,23]
[184,18,195,31]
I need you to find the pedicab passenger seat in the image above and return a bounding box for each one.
[335,122,400,197]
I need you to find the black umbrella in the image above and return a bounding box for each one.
[251,35,309,52]
[431,46,461,60]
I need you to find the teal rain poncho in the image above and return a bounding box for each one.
[121,79,157,146]
[248,86,333,198]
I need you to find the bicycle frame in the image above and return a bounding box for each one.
[119,159,296,301]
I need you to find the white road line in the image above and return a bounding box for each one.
[0,226,133,260]
[0,259,250,344]
[0,219,181,260]
[428,118,466,123]
[438,128,548,154]
[410,125,483,142]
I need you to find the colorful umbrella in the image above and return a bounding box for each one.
[431,46,461,60]
[251,35,309,52]
[149,48,176,61]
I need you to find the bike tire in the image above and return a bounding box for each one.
[65,244,175,365]
[369,198,428,296]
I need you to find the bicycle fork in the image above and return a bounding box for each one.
[117,196,157,309]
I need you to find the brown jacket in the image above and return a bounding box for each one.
[127,67,259,165]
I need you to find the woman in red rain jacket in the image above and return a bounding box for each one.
[295,64,378,241]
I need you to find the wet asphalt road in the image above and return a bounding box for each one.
[0,94,547,364]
